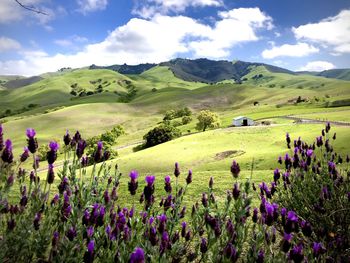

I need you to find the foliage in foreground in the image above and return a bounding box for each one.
[0,123,349,262]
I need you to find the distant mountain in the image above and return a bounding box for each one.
[297,69,350,81]
[316,69,350,81]
[89,63,157,74]
[3,76,43,89]
[160,58,295,83]
[90,58,296,84]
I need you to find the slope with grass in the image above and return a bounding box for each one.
[0,69,134,112]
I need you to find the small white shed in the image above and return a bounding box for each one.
[233,116,254,127]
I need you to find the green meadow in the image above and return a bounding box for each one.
[1,62,350,204]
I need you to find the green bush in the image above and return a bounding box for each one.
[182,116,192,125]
[143,124,181,147]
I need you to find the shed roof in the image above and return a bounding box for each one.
[233,116,252,120]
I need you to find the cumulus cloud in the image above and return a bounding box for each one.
[133,0,223,18]
[299,61,335,72]
[293,9,350,54]
[0,37,21,52]
[0,8,273,76]
[0,0,59,27]
[262,42,319,59]
[77,0,108,14]
[54,35,89,47]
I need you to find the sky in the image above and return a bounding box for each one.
[0,0,350,76]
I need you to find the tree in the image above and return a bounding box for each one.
[195,110,220,132]
[143,124,181,148]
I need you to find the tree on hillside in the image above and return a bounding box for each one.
[143,124,181,147]
[195,110,220,132]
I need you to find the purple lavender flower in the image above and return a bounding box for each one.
[129,247,145,263]
[103,190,110,204]
[164,175,172,193]
[201,193,208,207]
[111,186,117,201]
[63,130,71,146]
[84,240,95,263]
[181,221,187,238]
[257,250,264,263]
[282,232,293,252]
[20,147,30,162]
[47,141,59,164]
[224,243,238,262]
[66,227,77,241]
[325,122,331,133]
[128,170,139,195]
[93,141,103,163]
[186,170,192,184]
[76,140,87,159]
[200,238,208,254]
[87,226,94,238]
[252,208,258,223]
[230,160,240,178]
[157,214,167,234]
[289,243,304,263]
[316,136,323,147]
[1,139,13,163]
[52,231,59,247]
[174,162,180,177]
[33,212,42,230]
[81,156,89,167]
[301,220,312,237]
[47,164,55,184]
[26,128,38,153]
[273,168,280,182]
[0,124,3,151]
[209,176,214,188]
[232,183,240,200]
[160,231,169,254]
[145,175,155,186]
[7,174,14,186]
[144,175,155,209]
[284,211,299,233]
[312,242,326,257]
[277,156,283,165]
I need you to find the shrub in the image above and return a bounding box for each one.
[269,125,350,260]
[143,124,181,147]
[182,116,192,125]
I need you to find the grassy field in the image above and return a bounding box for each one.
[2,64,350,206]
[295,109,350,122]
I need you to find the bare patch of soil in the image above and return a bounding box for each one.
[215,150,245,160]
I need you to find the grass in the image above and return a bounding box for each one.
[295,109,350,122]
[1,65,350,206]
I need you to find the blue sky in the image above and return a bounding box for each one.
[0,0,350,76]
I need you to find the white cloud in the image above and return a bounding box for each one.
[262,42,319,59]
[54,35,88,47]
[293,9,350,54]
[190,8,273,57]
[299,61,335,72]
[134,0,223,18]
[77,0,108,14]
[0,0,56,26]
[0,37,21,52]
[0,8,273,76]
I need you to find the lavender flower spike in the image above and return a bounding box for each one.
[130,247,145,263]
